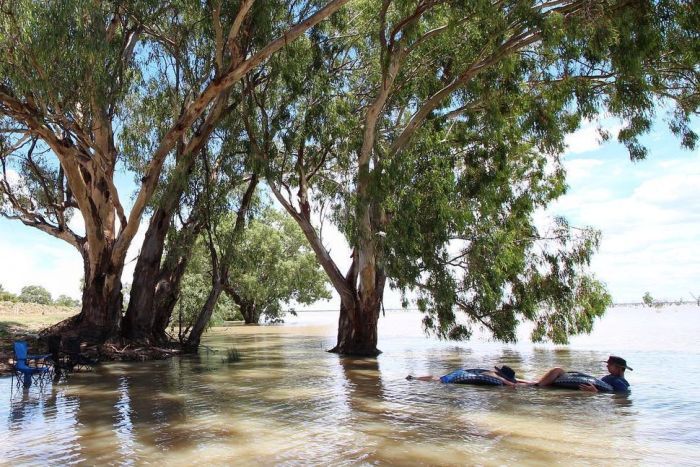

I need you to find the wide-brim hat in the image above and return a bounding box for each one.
[494,365,517,383]
[605,355,633,371]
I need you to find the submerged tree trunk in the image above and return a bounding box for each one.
[328,302,379,356]
[328,269,385,356]
[269,179,388,356]
[225,287,259,324]
[185,282,224,350]
[125,191,208,344]
[122,211,204,344]
[238,299,260,324]
[151,246,194,342]
[52,248,125,343]
[263,45,392,356]
[241,304,260,324]
[122,91,228,343]
[122,208,171,342]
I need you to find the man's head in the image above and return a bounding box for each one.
[605,355,632,375]
[494,365,517,383]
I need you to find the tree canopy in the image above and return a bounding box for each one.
[261,0,698,352]
[225,209,332,324]
[1,0,698,353]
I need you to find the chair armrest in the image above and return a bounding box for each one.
[26,353,52,367]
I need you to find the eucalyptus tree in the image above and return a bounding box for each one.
[223,208,331,324]
[258,0,698,355]
[125,46,271,345]
[172,207,331,344]
[184,153,259,349]
[0,0,350,342]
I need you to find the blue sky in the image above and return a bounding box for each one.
[548,117,700,302]
[0,117,698,304]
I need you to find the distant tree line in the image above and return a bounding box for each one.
[0,283,80,307]
[610,292,700,308]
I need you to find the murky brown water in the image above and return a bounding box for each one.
[2,307,700,465]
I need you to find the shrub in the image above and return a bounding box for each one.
[0,284,17,302]
[223,347,241,363]
[54,294,80,307]
[0,292,17,302]
[18,285,52,305]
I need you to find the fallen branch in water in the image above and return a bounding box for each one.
[98,343,183,362]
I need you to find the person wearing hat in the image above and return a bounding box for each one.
[531,355,632,392]
[407,365,528,387]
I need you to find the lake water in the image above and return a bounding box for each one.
[1,305,699,466]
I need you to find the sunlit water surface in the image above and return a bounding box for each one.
[1,306,699,466]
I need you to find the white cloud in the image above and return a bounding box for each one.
[564,120,623,155]
[0,217,150,299]
[565,125,604,154]
[0,236,83,299]
[634,173,700,208]
[547,145,700,302]
[564,158,605,182]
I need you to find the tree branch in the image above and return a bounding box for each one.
[116,0,351,262]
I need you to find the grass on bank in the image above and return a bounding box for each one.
[0,302,79,374]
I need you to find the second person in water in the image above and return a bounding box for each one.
[407,365,529,387]
[407,355,632,392]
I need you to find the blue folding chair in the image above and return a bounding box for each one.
[12,341,51,388]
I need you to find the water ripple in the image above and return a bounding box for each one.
[2,309,700,465]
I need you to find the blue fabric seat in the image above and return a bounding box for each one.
[12,341,51,387]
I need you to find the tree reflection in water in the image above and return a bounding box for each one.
[1,313,697,465]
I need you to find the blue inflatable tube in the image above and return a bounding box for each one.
[552,372,614,392]
[440,369,505,386]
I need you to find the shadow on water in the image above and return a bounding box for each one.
[2,358,219,464]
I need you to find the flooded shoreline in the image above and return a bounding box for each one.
[2,306,699,465]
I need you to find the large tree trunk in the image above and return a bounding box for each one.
[122,211,202,344]
[240,303,260,324]
[328,280,384,356]
[185,283,224,350]
[41,251,123,344]
[122,104,220,342]
[52,250,124,343]
[122,208,171,342]
[79,272,123,342]
[151,255,191,342]
[269,180,388,356]
[226,288,259,324]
